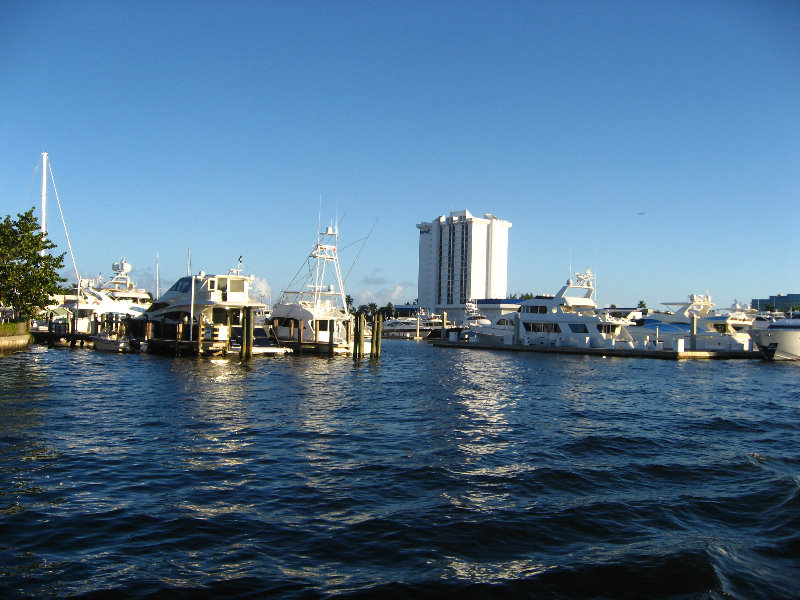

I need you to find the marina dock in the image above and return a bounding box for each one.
[429,338,762,360]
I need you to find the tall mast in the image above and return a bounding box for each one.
[40,152,48,248]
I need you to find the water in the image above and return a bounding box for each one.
[1,342,798,599]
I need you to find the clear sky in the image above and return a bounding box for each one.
[2,0,798,309]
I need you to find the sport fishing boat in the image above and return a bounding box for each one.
[269,224,368,354]
[471,269,634,349]
[749,318,800,360]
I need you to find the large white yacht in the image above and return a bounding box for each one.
[269,224,368,354]
[623,293,753,351]
[140,263,270,355]
[749,318,800,360]
[33,259,152,335]
[471,269,634,349]
[96,259,152,309]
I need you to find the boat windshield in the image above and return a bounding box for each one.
[167,277,196,294]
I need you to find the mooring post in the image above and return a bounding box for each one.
[354,313,365,358]
[246,307,254,358]
[328,319,335,356]
[375,313,383,357]
[370,315,378,358]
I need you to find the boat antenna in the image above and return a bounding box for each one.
[156,252,160,300]
[187,248,191,276]
[318,194,322,238]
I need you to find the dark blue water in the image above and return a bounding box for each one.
[1,342,798,599]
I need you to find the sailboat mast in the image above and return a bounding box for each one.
[40,152,48,254]
[156,252,160,300]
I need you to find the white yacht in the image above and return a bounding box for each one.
[382,310,444,339]
[140,263,272,355]
[32,260,152,335]
[471,269,634,349]
[269,225,368,354]
[750,318,800,360]
[96,259,152,309]
[624,292,753,351]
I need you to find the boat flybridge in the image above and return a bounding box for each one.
[270,224,367,354]
[97,259,152,308]
[471,269,635,349]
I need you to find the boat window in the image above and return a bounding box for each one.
[209,279,216,291]
[318,320,329,331]
[524,306,548,314]
[524,322,560,333]
[569,323,589,333]
[230,279,245,293]
[168,277,193,294]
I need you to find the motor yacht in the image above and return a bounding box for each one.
[624,293,753,351]
[471,269,634,349]
[139,262,271,355]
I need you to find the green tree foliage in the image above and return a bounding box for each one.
[380,302,395,318]
[0,208,66,320]
[637,299,647,309]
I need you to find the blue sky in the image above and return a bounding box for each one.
[2,1,798,309]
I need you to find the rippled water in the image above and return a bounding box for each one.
[1,342,798,599]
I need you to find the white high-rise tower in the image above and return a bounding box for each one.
[417,210,511,318]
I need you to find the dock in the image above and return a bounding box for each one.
[429,338,761,360]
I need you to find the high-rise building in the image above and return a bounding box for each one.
[417,210,512,318]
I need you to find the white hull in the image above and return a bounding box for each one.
[626,329,752,352]
[92,334,142,353]
[750,329,800,361]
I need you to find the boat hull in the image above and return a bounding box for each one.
[92,335,142,353]
[750,329,800,361]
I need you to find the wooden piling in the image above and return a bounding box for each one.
[353,313,365,359]
[370,315,377,358]
[371,313,382,358]
[240,307,253,359]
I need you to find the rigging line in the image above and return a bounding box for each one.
[48,162,80,283]
[343,219,377,285]
[339,236,369,252]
